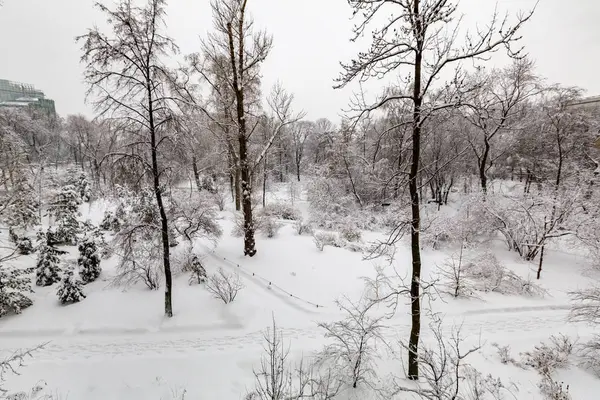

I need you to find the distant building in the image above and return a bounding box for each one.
[566,95,600,111]
[0,79,56,114]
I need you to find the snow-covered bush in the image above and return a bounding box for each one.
[76,172,92,202]
[56,270,86,305]
[35,235,64,287]
[111,235,161,290]
[2,177,40,231]
[538,375,571,400]
[339,225,361,242]
[77,236,101,284]
[0,265,34,317]
[316,299,383,389]
[313,232,339,251]
[437,251,478,299]
[294,219,313,236]
[481,192,577,261]
[169,192,222,244]
[522,334,573,376]
[576,335,600,377]
[100,210,123,232]
[188,256,207,285]
[465,252,546,297]
[47,185,81,245]
[389,317,516,400]
[261,203,301,221]
[9,229,34,255]
[248,317,341,400]
[205,268,243,304]
[421,195,497,250]
[492,343,516,365]
[261,217,282,238]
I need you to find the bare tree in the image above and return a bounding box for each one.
[78,0,180,317]
[463,58,539,194]
[290,121,313,182]
[336,0,533,379]
[192,0,273,257]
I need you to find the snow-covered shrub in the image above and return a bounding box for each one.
[111,235,161,290]
[261,203,301,221]
[47,185,81,245]
[9,230,34,255]
[389,317,516,400]
[248,317,342,400]
[77,236,101,284]
[169,192,222,244]
[35,235,64,287]
[100,210,123,232]
[294,219,313,236]
[76,172,92,202]
[522,334,573,376]
[492,343,516,365]
[0,265,34,317]
[316,299,383,389]
[205,268,243,304]
[339,225,361,242]
[2,178,40,231]
[576,335,600,377]
[421,195,497,250]
[188,256,207,285]
[313,232,339,251]
[482,192,577,261]
[538,375,571,400]
[261,217,282,238]
[465,252,546,297]
[438,251,478,299]
[56,270,86,305]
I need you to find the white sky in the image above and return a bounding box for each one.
[0,0,598,121]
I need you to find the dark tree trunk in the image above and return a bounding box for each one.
[227,20,256,257]
[479,137,490,194]
[147,84,173,318]
[408,1,423,379]
[192,155,202,193]
[263,153,268,208]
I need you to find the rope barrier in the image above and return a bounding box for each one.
[205,247,327,309]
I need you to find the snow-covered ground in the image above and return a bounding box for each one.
[1,183,599,399]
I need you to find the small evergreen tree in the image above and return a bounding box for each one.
[78,236,101,284]
[48,185,81,245]
[3,176,40,231]
[188,256,207,285]
[56,270,86,304]
[0,265,34,317]
[35,235,64,287]
[77,173,92,202]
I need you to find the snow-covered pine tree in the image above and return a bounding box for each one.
[56,270,86,305]
[77,173,92,203]
[188,256,207,285]
[48,185,81,245]
[2,176,40,231]
[78,236,101,284]
[0,264,34,317]
[35,235,64,287]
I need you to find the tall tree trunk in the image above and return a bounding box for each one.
[192,155,202,192]
[227,19,256,257]
[479,136,490,194]
[408,1,423,379]
[147,84,172,318]
[263,152,268,208]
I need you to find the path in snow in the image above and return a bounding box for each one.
[0,305,589,364]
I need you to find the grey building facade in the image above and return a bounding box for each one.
[0,79,56,114]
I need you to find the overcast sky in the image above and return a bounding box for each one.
[0,0,598,121]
